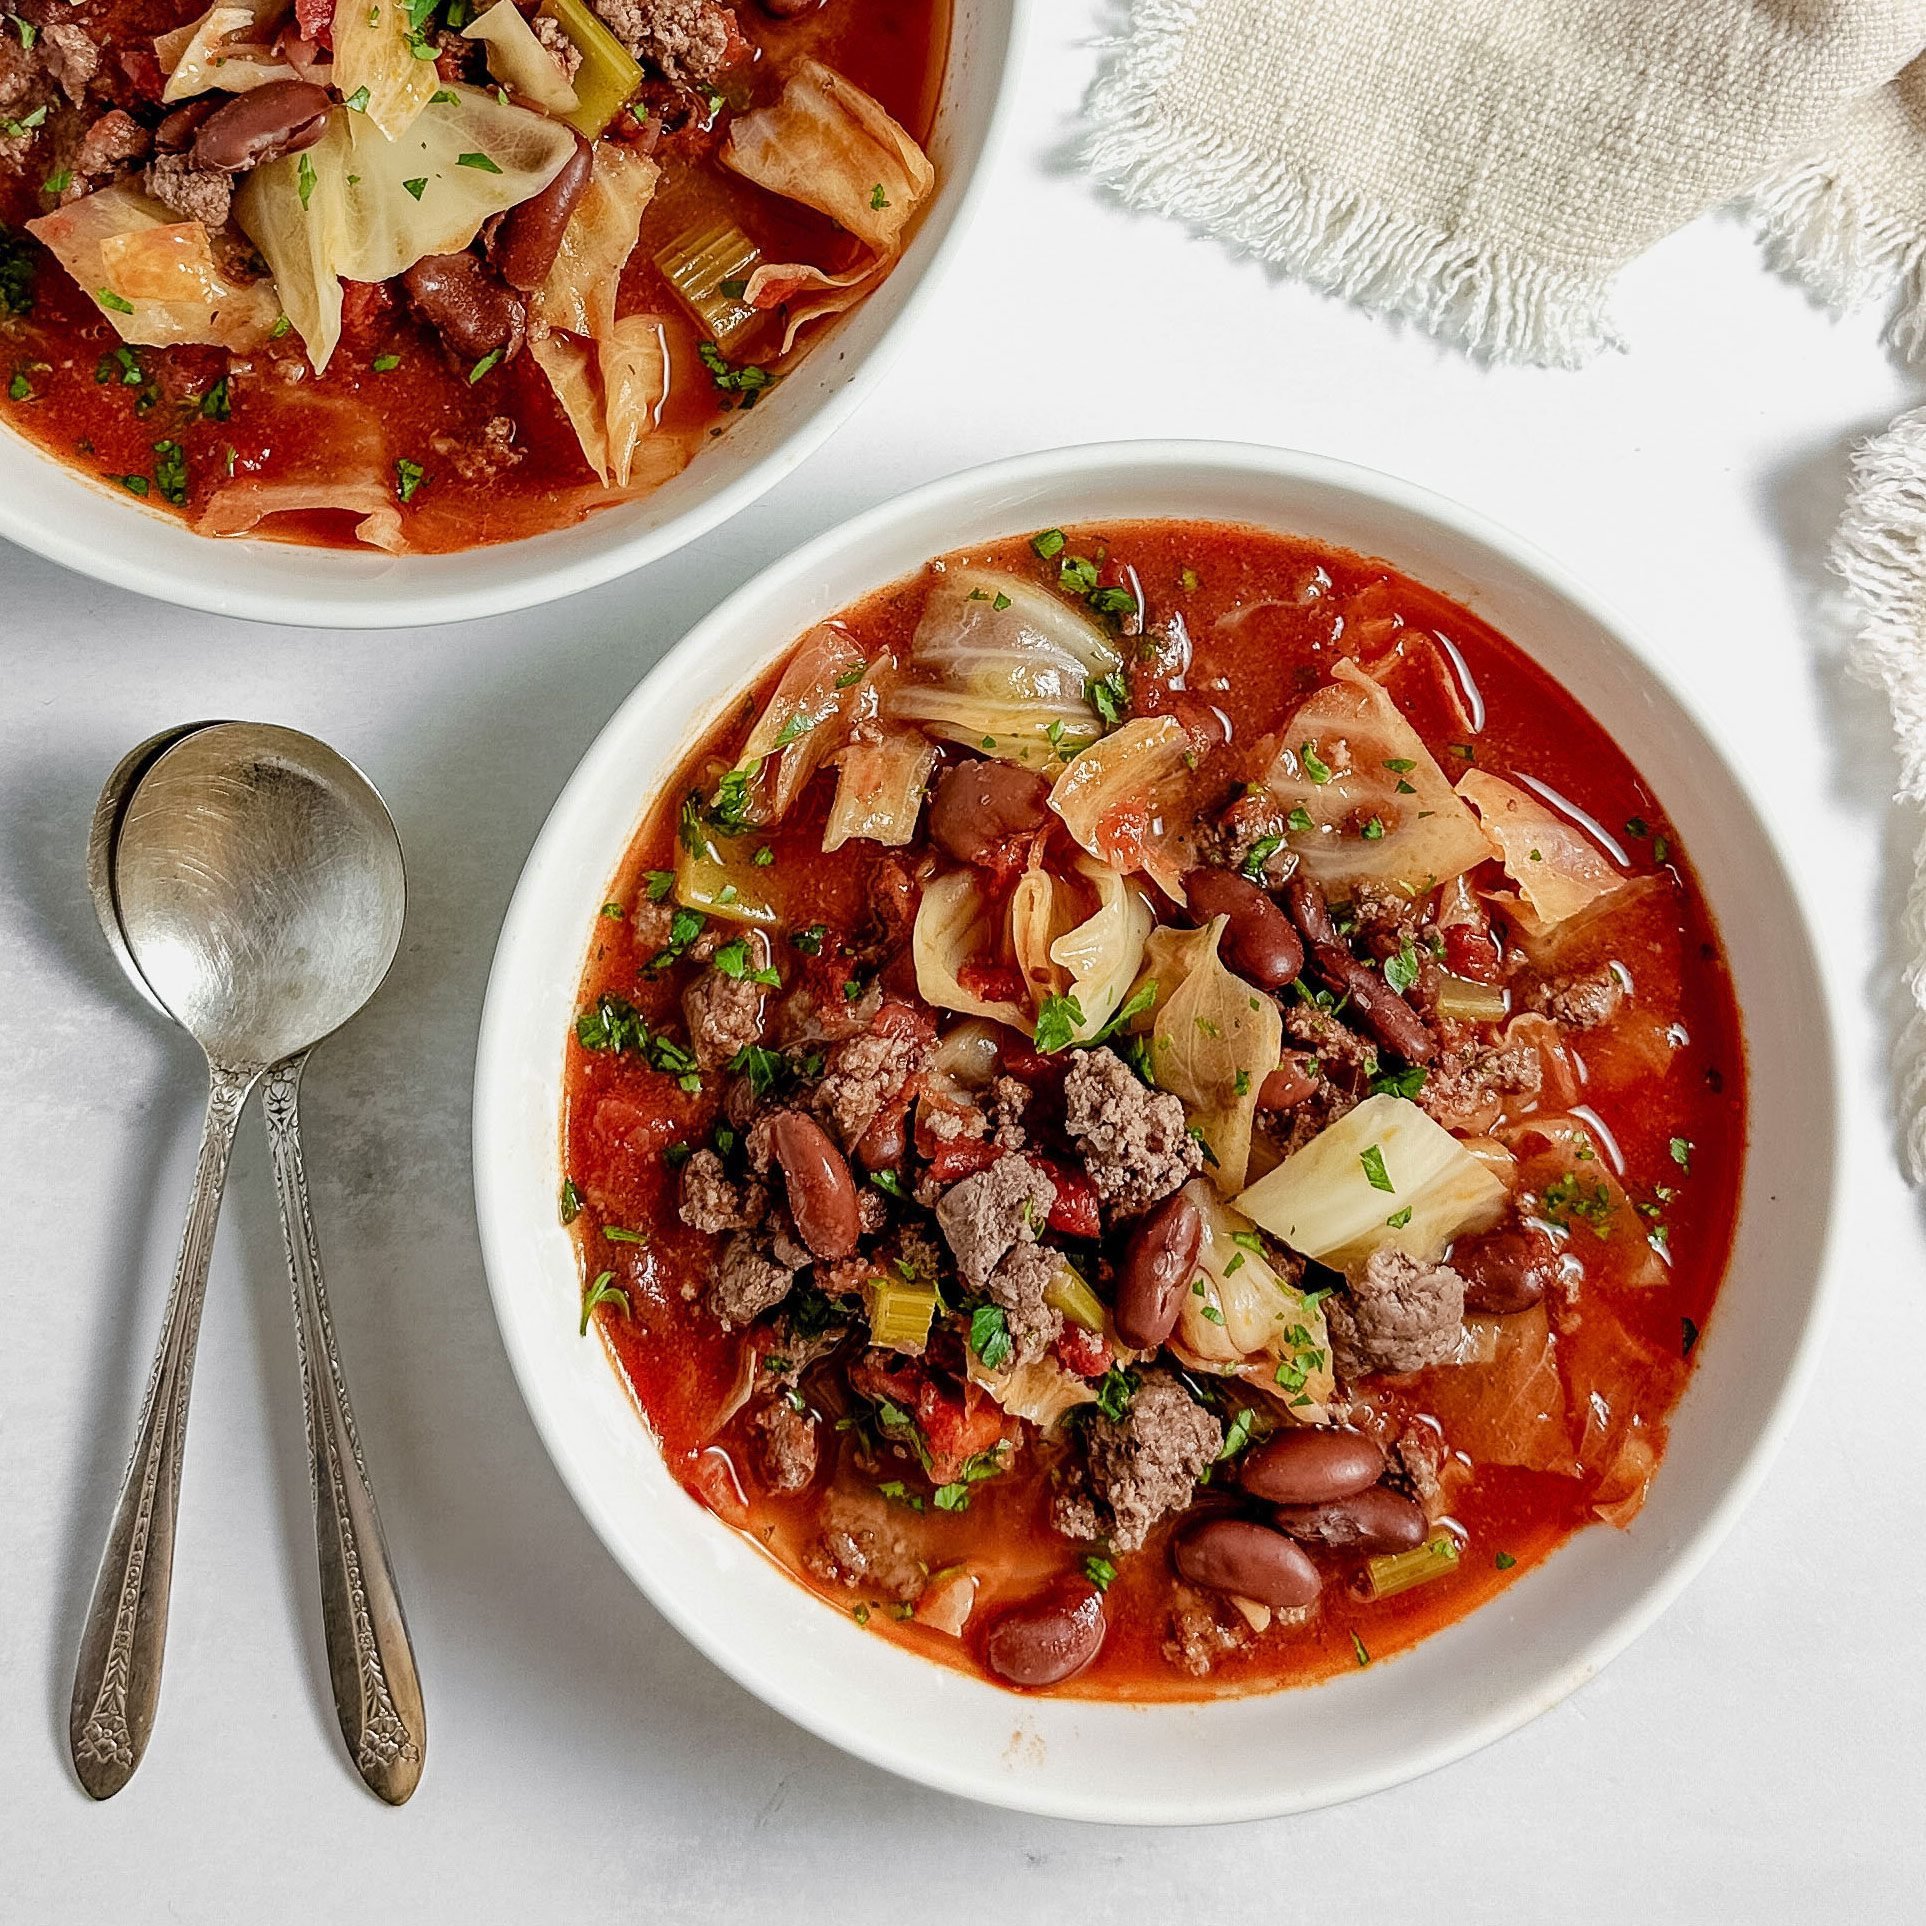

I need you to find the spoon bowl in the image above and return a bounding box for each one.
[115,723,406,1066]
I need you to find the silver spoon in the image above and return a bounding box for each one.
[71,722,424,1803]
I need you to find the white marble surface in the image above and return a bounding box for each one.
[3,8,1924,1918]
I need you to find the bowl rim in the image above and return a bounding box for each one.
[0,0,1029,630]
[473,437,1847,1822]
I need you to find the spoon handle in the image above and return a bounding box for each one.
[71,1058,256,1799]
[261,1055,426,1805]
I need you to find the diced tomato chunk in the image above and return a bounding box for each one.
[922,1134,1002,1184]
[958,958,1026,1008]
[1030,1155,1102,1239]
[295,0,334,47]
[1444,922,1503,983]
[1055,1325,1111,1378]
[849,1355,1011,1484]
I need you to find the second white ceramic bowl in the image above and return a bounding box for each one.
[0,1,1023,628]
[473,441,1841,1823]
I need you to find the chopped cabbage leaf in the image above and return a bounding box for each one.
[157,0,291,100]
[1173,1180,1335,1416]
[1264,659,1493,892]
[964,1350,1095,1431]
[28,185,281,350]
[1409,1303,1576,1474]
[1457,768,1627,931]
[533,140,658,339]
[1048,715,1191,875]
[599,314,670,488]
[742,256,881,356]
[465,0,579,113]
[1047,856,1153,1043]
[194,391,402,550]
[889,568,1122,770]
[332,0,438,140]
[527,330,607,479]
[1009,860,1074,1009]
[1130,917,1278,1192]
[721,57,932,254]
[1234,1092,1509,1270]
[238,90,576,373]
[823,730,937,852]
[1497,1113,1666,1289]
[727,623,866,826]
[913,868,1030,1030]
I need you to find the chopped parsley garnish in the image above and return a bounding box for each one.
[343,84,371,111]
[1361,817,1386,841]
[457,150,502,172]
[402,177,428,200]
[1538,1170,1615,1237]
[269,314,291,338]
[96,287,135,315]
[1369,1063,1427,1099]
[1385,1206,1413,1229]
[1232,1068,1251,1096]
[1239,834,1283,880]
[199,375,231,421]
[1625,816,1649,838]
[1359,1144,1394,1193]
[599,902,623,920]
[1083,1555,1116,1592]
[1093,1365,1137,1422]
[1088,585,1136,617]
[0,222,34,315]
[575,992,648,1053]
[9,16,36,47]
[1032,992,1085,1055]
[578,1270,630,1336]
[1032,528,1067,560]
[394,457,426,503]
[1383,937,1421,995]
[1091,980,1156,1044]
[1089,670,1128,728]
[1351,1631,1371,1668]
[559,1177,583,1224]
[116,473,150,497]
[790,922,827,956]
[969,1303,1013,1371]
[6,369,27,402]
[711,937,779,986]
[297,153,317,208]
[645,869,675,902]
[727,1042,787,1098]
[1383,757,1415,774]
[1670,1136,1693,1171]
[1495,1551,1517,1571]
[468,345,504,383]
[698,337,773,403]
[152,439,188,505]
[868,1168,906,1200]
[1215,1406,1257,1461]
[868,182,889,210]
[1058,554,1099,596]
[852,1602,871,1625]
[1299,741,1333,784]
[602,1225,647,1244]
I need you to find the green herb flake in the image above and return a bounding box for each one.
[6,369,28,402]
[1351,1631,1371,1668]
[1361,816,1386,841]
[457,150,503,173]
[1032,991,1086,1055]
[394,456,426,503]
[970,1303,1013,1371]
[868,182,888,210]
[1239,833,1283,881]
[96,287,135,315]
[402,176,428,200]
[199,374,231,421]
[1215,1407,1257,1462]
[1383,938,1421,995]
[1625,816,1649,839]
[1369,1063,1427,1100]
[790,922,827,956]
[297,152,317,208]
[1359,1144,1394,1193]
[1385,1206,1414,1228]
[1670,1136,1693,1171]
[644,869,675,903]
[151,438,188,505]
[1083,1554,1116,1592]
[1495,1551,1517,1571]
[116,473,150,497]
[601,1225,648,1245]
[269,313,292,338]
[468,345,504,383]
[578,1270,631,1336]
[343,84,372,111]
[1285,805,1314,834]
[1031,527,1066,560]
[1299,741,1333,784]
[869,1168,906,1200]
[559,1177,583,1225]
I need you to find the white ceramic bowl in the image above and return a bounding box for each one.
[0,2,1022,629]
[474,441,1841,1823]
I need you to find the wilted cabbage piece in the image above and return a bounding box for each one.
[1497,1113,1666,1288]
[195,390,402,549]
[465,0,579,114]
[534,140,658,338]
[1048,715,1192,874]
[720,58,934,348]
[238,91,577,373]
[1235,1092,1510,1271]
[890,568,1122,769]
[1048,857,1154,1042]
[1265,659,1492,892]
[1130,916,1278,1192]
[1456,768,1628,932]
[1173,1180,1335,1418]
[29,185,281,350]
[823,730,937,852]
[913,868,1030,1030]
[157,0,291,101]
[729,623,866,826]
[965,1349,1097,1431]
[332,0,439,139]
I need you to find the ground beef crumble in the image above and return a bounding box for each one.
[1529,964,1626,1031]
[1327,1247,1465,1379]
[934,1152,1055,1290]
[709,1231,796,1330]
[982,1241,1065,1367]
[677,1147,768,1234]
[1052,1370,1222,1553]
[588,0,742,84]
[750,1398,818,1494]
[143,153,231,228]
[1061,1047,1202,1217]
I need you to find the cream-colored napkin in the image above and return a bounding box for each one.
[1088,0,1926,1169]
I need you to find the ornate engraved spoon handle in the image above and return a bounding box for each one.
[71,1057,257,1800]
[262,1055,425,1805]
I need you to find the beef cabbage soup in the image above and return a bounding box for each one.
[0,0,945,550]
[562,520,1744,1697]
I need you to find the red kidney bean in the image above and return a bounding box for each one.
[1112,1188,1203,1349]
[1239,1427,1385,1506]
[401,251,527,364]
[1284,874,1436,1065]
[983,1580,1106,1688]
[191,79,332,172]
[492,135,593,292]
[853,1098,907,1171]
[768,1111,861,1259]
[1256,1054,1320,1112]
[1274,1485,1427,1556]
[1172,1518,1322,1610]
[155,99,216,154]
[1455,1221,1559,1314]
[928,759,1051,866]
[1182,866,1303,989]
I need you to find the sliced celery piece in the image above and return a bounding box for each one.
[1361,1533,1461,1601]
[869,1276,938,1351]
[1043,1264,1105,1334]
[539,0,640,138]
[655,218,762,346]
[1433,971,1508,1024]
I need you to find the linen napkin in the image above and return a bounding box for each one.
[1086,0,1926,1169]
